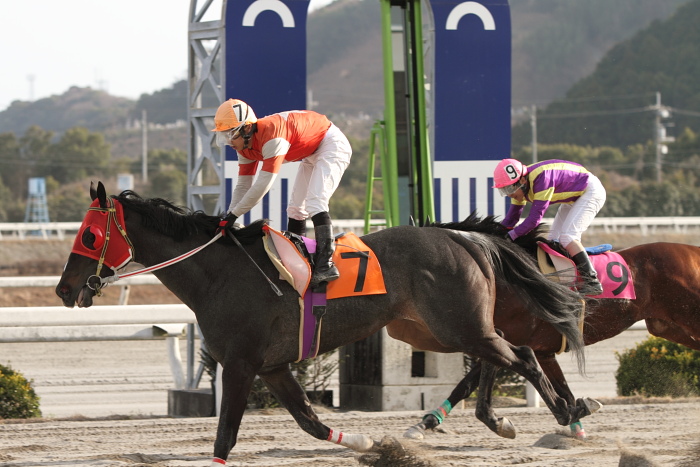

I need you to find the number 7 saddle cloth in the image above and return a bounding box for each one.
[262,225,386,300]
[262,225,387,361]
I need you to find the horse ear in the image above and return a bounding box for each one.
[90,181,97,201]
[96,181,107,208]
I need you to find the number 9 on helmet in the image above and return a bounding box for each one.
[493,159,527,196]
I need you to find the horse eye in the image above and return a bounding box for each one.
[81,227,97,250]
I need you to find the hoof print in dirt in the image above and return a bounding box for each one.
[358,435,433,467]
[534,433,579,450]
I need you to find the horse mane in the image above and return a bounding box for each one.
[427,212,554,258]
[114,191,265,244]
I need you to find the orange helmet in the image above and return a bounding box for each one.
[212,99,257,132]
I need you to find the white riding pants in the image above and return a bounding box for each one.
[287,124,352,220]
[547,174,606,247]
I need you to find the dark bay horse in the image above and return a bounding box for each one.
[400,214,700,440]
[56,183,592,464]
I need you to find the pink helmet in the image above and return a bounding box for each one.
[493,159,527,188]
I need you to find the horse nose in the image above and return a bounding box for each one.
[56,283,70,299]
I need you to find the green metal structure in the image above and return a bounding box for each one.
[364,0,435,234]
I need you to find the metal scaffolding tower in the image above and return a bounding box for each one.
[187,0,227,215]
[24,177,50,223]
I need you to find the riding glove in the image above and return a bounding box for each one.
[216,213,238,236]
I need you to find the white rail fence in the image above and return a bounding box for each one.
[0,274,202,391]
[2,274,650,408]
[2,217,700,240]
[0,222,82,240]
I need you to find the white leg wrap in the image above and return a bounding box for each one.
[210,457,226,466]
[327,429,374,452]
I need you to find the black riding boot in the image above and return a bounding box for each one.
[571,251,603,295]
[310,224,339,288]
[287,218,306,237]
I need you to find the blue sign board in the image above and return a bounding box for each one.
[224,0,310,228]
[429,0,511,221]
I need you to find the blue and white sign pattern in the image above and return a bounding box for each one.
[224,0,310,229]
[430,0,511,221]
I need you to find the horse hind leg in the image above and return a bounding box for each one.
[507,343,597,426]
[404,360,482,439]
[537,354,602,439]
[471,335,584,427]
[474,360,516,439]
[259,364,376,452]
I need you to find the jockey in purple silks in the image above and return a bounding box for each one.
[493,158,606,295]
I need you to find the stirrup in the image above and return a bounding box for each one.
[310,265,339,288]
[577,279,603,296]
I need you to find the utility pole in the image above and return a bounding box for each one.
[141,109,148,183]
[530,104,537,163]
[27,75,35,101]
[653,92,674,183]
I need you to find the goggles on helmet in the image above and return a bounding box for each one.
[497,180,526,197]
[215,125,244,148]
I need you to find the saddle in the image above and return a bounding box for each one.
[537,242,619,354]
[537,241,636,300]
[261,225,386,361]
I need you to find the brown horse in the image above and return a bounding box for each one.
[399,214,700,439]
[56,183,594,465]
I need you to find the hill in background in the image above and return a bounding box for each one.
[0,0,689,147]
[514,0,700,150]
[306,0,688,116]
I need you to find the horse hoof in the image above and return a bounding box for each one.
[496,417,516,439]
[583,397,603,414]
[570,421,587,440]
[403,425,425,440]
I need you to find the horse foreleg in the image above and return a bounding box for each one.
[259,364,375,452]
[537,354,602,439]
[646,318,700,351]
[404,360,482,439]
[212,357,259,466]
[474,360,516,439]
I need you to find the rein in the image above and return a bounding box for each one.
[80,196,278,297]
[83,196,222,295]
[94,232,223,291]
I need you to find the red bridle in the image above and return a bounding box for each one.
[71,197,134,294]
[71,195,224,295]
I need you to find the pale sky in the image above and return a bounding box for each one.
[0,0,334,112]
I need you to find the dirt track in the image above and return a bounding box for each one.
[1,400,699,466]
[2,237,700,466]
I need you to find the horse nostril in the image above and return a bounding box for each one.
[59,285,70,295]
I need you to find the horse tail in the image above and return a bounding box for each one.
[466,233,586,372]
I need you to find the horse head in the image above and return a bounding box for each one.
[56,181,133,308]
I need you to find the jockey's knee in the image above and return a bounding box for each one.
[559,235,581,249]
[287,206,308,220]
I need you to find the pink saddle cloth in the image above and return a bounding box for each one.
[537,243,636,299]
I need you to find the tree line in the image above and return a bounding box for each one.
[2,121,700,223]
[0,125,188,222]
[513,127,700,218]
[0,125,373,223]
